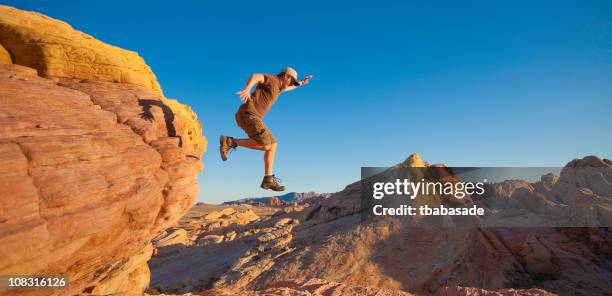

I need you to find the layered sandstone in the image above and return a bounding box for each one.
[246,155,610,295]
[149,154,611,296]
[0,5,205,296]
[0,5,162,92]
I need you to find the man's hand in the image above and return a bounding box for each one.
[236,73,264,102]
[300,75,314,86]
[236,89,251,102]
[281,74,314,93]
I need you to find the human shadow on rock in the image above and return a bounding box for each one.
[138,99,183,147]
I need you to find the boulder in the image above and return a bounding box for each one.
[0,5,161,92]
[220,207,237,216]
[204,208,236,220]
[204,211,224,220]
[234,210,260,225]
[0,6,206,296]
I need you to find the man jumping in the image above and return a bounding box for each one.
[220,67,313,191]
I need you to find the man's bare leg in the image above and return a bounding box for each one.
[227,137,284,191]
[234,139,277,175]
[234,138,266,151]
[263,143,277,176]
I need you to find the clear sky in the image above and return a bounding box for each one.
[6,1,611,203]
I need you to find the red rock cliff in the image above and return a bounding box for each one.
[0,5,206,295]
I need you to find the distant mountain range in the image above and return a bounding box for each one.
[223,192,329,205]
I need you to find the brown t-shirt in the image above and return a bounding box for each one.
[238,74,282,118]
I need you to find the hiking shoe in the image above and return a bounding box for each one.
[219,135,237,161]
[261,175,285,191]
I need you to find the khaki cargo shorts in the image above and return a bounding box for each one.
[235,111,276,145]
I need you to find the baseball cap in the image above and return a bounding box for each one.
[282,67,300,86]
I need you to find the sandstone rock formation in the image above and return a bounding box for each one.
[266,196,284,207]
[148,204,303,294]
[149,154,610,296]
[245,155,610,295]
[0,5,205,296]
[204,208,236,220]
[0,5,161,91]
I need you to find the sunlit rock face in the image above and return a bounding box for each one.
[0,5,206,295]
[0,5,161,92]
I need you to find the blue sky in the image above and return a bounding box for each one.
[7,1,611,203]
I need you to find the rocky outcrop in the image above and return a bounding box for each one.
[204,208,236,220]
[266,196,284,207]
[212,217,298,290]
[253,155,611,295]
[148,204,307,294]
[478,156,612,228]
[0,5,161,92]
[0,6,205,296]
[149,154,611,296]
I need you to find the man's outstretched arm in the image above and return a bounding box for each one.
[282,75,314,92]
[236,73,265,102]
